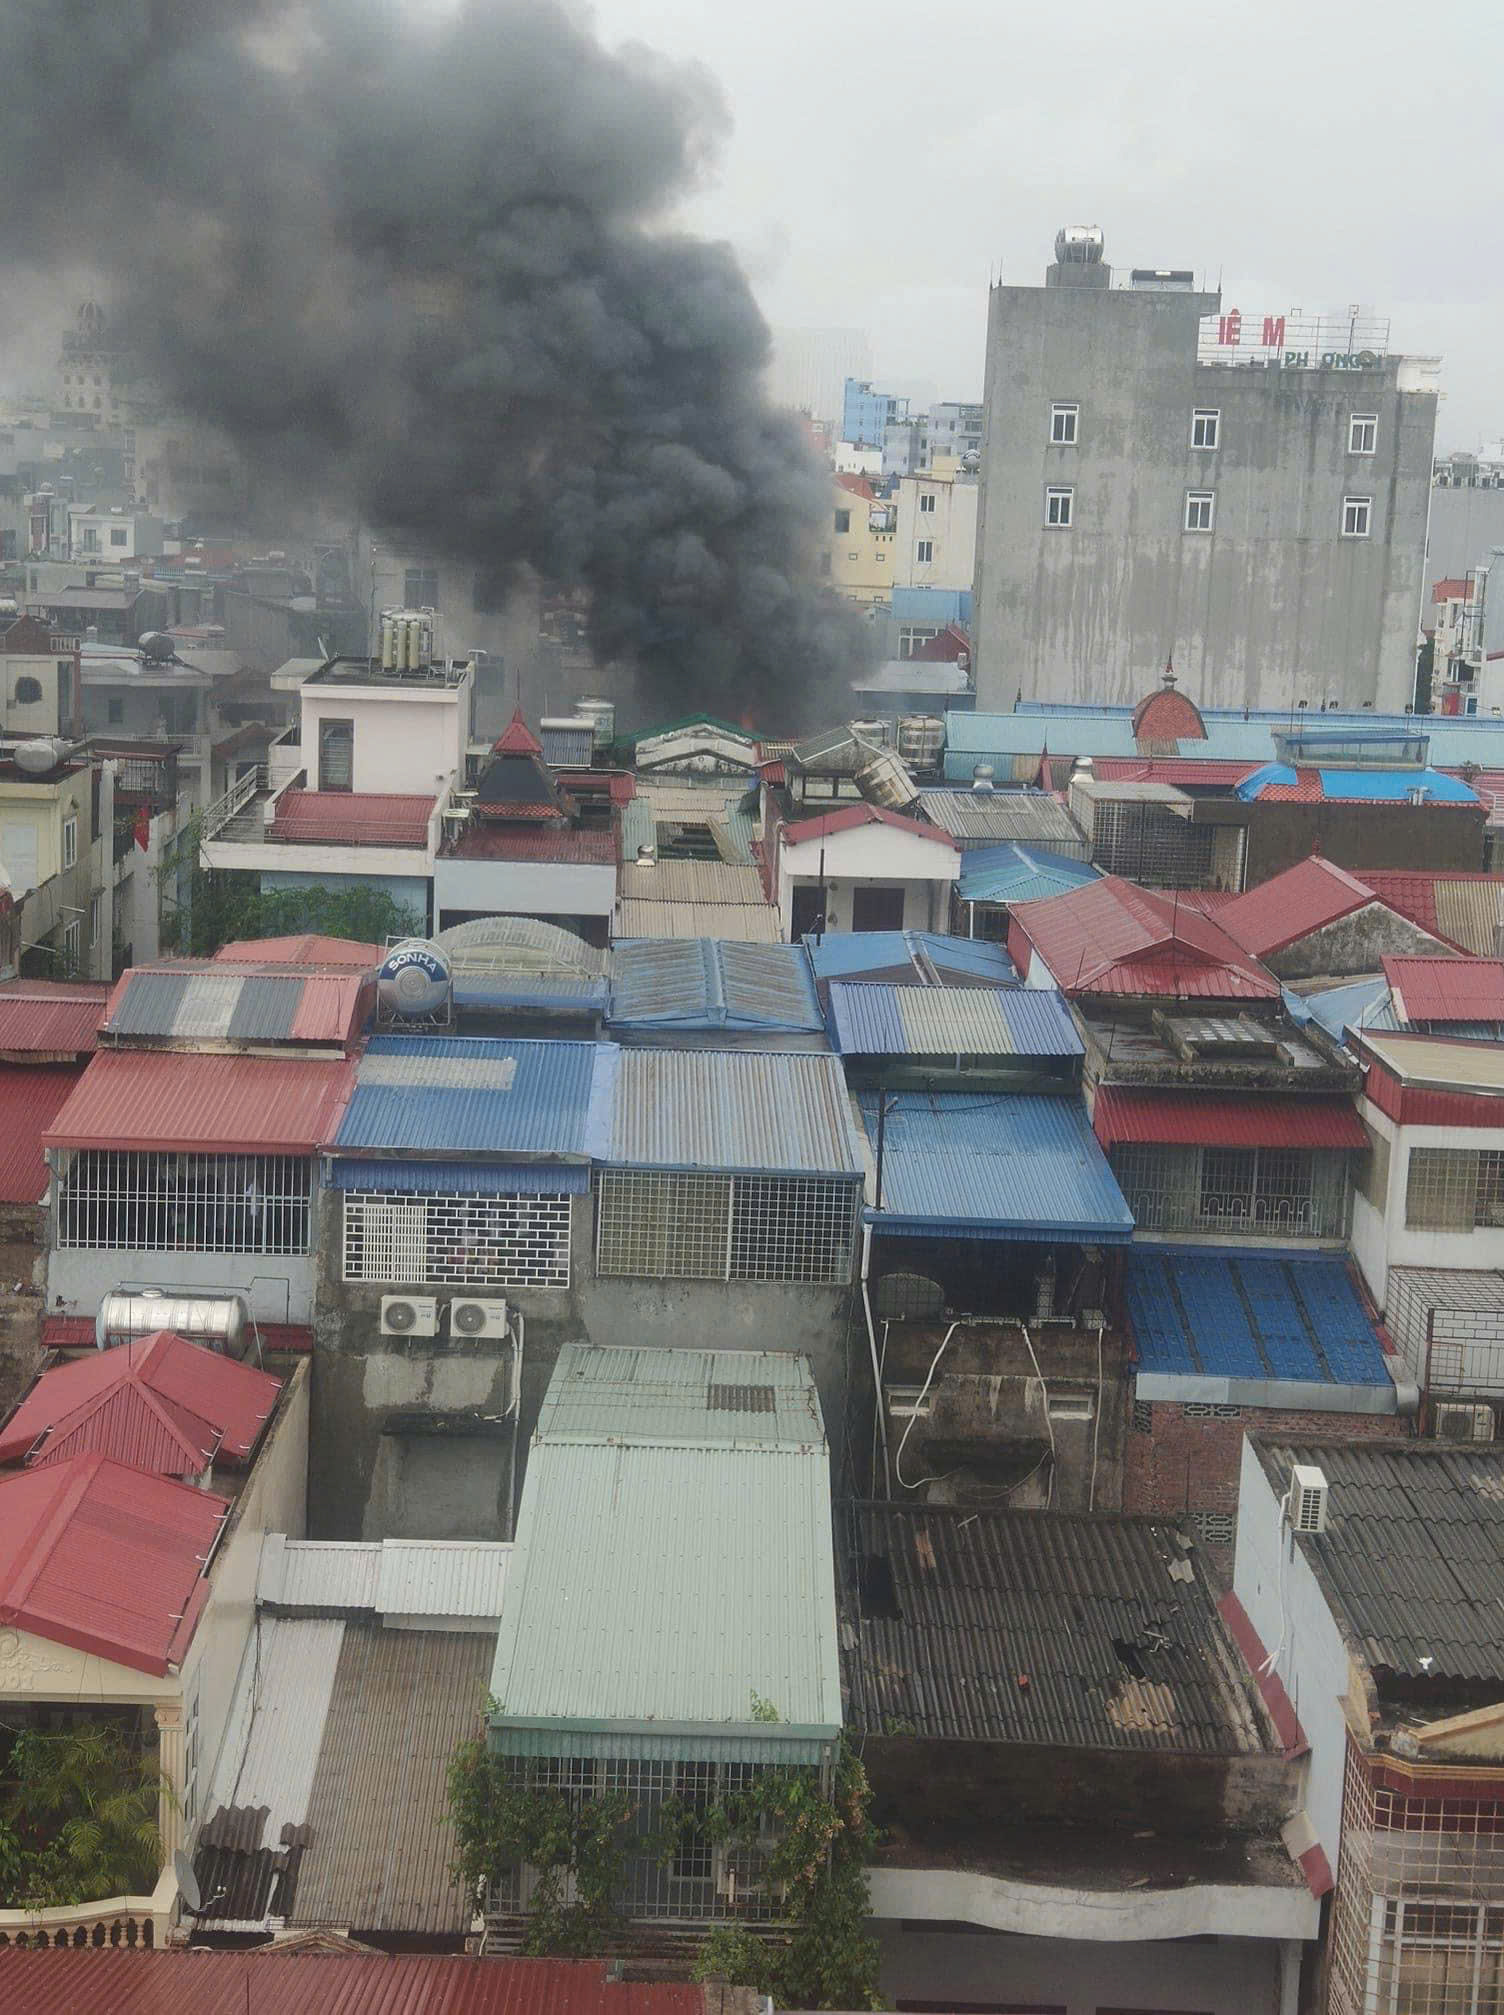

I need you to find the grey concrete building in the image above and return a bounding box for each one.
[973,231,1440,714]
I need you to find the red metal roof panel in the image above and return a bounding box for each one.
[1009,876,1278,1001]
[42,1050,357,1153]
[0,1452,227,1675]
[1093,1085,1368,1150]
[269,790,435,848]
[0,982,108,1055]
[452,824,617,862]
[1217,855,1376,958]
[781,803,960,848]
[214,934,383,966]
[0,1950,708,2015]
[0,1332,281,1471]
[1090,757,1256,787]
[0,1064,86,1202]
[1383,955,1504,1025]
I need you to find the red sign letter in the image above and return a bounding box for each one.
[1261,315,1286,349]
[1218,309,1243,346]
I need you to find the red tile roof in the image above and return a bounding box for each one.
[0,1951,708,2015]
[835,472,877,500]
[1433,577,1471,602]
[44,1050,356,1153]
[1008,876,1279,1000]
[1090,758,1257,788]
[1383,955,1504,1025]
[0,1332,281,1473]
[1130,683,1207,744]
[0,982,108,1056]
[493,709,545,756]
[0,1452,226,1675]
[451,824,617,863]
[1217,855,1377,958]
[780,803,961,849]
[0,1065,87,1203]
[1093,1085,1368,1150]
[214,935,382,967]
[269,790,435,848]
[1359,871,1502,951]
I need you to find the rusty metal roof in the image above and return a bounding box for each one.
[43,1049,357,1152]
[840,1502,1269,1754]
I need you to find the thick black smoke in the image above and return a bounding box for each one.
[0,0,873,726]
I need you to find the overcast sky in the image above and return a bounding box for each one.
[586,0,1498,452]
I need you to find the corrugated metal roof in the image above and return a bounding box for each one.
[102,964,368,1045]
[1238,764,1478,804]
[0,1063,85,1202]
[257,1534,512,1620]
[840,1503,1268,1754]
[827,983,1082,1059]
[1435,878,1504,955]
[1125,1249,1393,1388]
[1283,977,1397,1043]
[1255,1440,1504,1687]
[957,842,1101,904]
[0,1950,706,2015]
[214,933,382,966]
[615,898,781,942]
[0,1452,225,1675]
[1092,1086,1368,1150]
[538,1346,825,1447]
[857,1089,1135,1242]
[803,929,1017,986]
[327,1158,590,1194]
[44,1050,357,1153]
[1011,876,1280,1001]
[609,1049,863,1175]
[209,1614,345,1844]
[0,982,107,1055]
[333,1037,616,1159]
[0,1332,280,1471]
[270,788,435,848]
[489,1345,840,1756]
[617,860,768,905]
[917,788,1089,853]
[291,1622,491,1933]
[1216,856,1376,959]
[608,939,822,1031]
[1352,1029,1504,1094]
[781,802,957,850]
[1385,955,1504,1025]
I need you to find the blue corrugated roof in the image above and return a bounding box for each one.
[1237,764,1479,804]
[333,1036,617,1159]
[609,939,822,1032]
[857,1090,1133,1242]
[803,930,1016,985]
[1125,1247,1394,1394]
[828,983,1082,1059]
[958,844,1102,905]
[326,1158,591,1194]
[1283,979,1396,1043]
[452,976,607,1014]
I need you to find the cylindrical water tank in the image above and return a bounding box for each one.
[377,938,453,1019]
[896,715,945,767]
[574,697,615,750]
[13,737,70,775]
[95,1290,250,1357]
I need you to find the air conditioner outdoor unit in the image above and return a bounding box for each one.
[1435,1401,1496,1443]
[449,1297,510,1342]
[1289,1462,1329,1536]
[379,1293,438,1339]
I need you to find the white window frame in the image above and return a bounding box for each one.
[1184,490,1215,533]
[1050,402,1079,446]
[1342,494,1373,538]
[915,539,934,564]
[63,917,81,968]
[1045,486,1074,528]
[1191,407,1220,450]
[1348,412,1378,455]
[918,491,937,514]
[61,814,77,869]
[89,892,100,947]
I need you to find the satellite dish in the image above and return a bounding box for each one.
[174,1846,202,1913]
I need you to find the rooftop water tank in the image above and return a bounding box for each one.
[13,736,70,775]
[1055,225,1105,265]
[377,937,453,1019]
[96,1289,250,1358]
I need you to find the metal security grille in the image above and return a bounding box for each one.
[56,1150,312,1253]
[342,1191,571,1290]
[1406,1148,1504,1231]
[1111,1143,1348,1239]
[595,1172,857,1285]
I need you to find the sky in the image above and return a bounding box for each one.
[584,0,1500,452]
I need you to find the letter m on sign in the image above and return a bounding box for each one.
[1261,315,1286,349]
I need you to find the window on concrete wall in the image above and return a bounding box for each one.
[13,676,42,704]
[403,566,439,606]
[916,539,934,564]
[1191,407,1220,449]
[1184,490,1215,533]
[1045,486,1074,528]
[834,509,851,535]
[1372,1898,1504,2012]
[107,696,124,724]
[342,1189,572,1289]
[1342,495,1373,538]
[1050,402,1079,445]
[1406,1146,1504,1230]
[318,717,354,792]
[61,814,77,868]
[1349,413,1378,455]
[109,528,128,548]
[918,492,937,514]
[63,917,81,969]
[595,1170,858,1284]
[57,1149,314,1253]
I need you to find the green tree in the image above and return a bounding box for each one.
[160,854,423,957]
[3,1719,172,1907]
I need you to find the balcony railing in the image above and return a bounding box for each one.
[0,1866,177,1950]
[1120,1185,1345,1239]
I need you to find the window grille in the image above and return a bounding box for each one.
[1191,1511,1236,1546]
[594,1171,857,1285]
[1132,1399,1154,1435]
[1112,1143,1347,1239]
[342,1190,571,1289]
[1406,1148,1504,1232]
[56,1150,312,1254]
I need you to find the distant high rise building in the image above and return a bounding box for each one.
[842,379,909,450]
[766,329,874,433]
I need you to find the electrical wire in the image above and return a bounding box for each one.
[1089,1319,1104,1511]
[894,1322,959,1491]
[1260,1490,1294,1677]
[1018,1323,1057,1509]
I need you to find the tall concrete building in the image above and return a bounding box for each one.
[973,230,1440,714]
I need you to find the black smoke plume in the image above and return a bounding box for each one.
[0,0,873,726]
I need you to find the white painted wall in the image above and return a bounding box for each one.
[778,823,958,938]
[1351,1097,1504,1310]
[298,670,471,797]
[46,1230,321,1326]
[433,855,616,923]
[894,473,980,591]
[1233,1435,1359,1879]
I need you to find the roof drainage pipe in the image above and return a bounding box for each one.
[860,1221,891,1498]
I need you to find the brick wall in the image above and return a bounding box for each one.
[1122,1395,1411,1536]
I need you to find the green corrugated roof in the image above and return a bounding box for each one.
[489,1347,841,1760]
